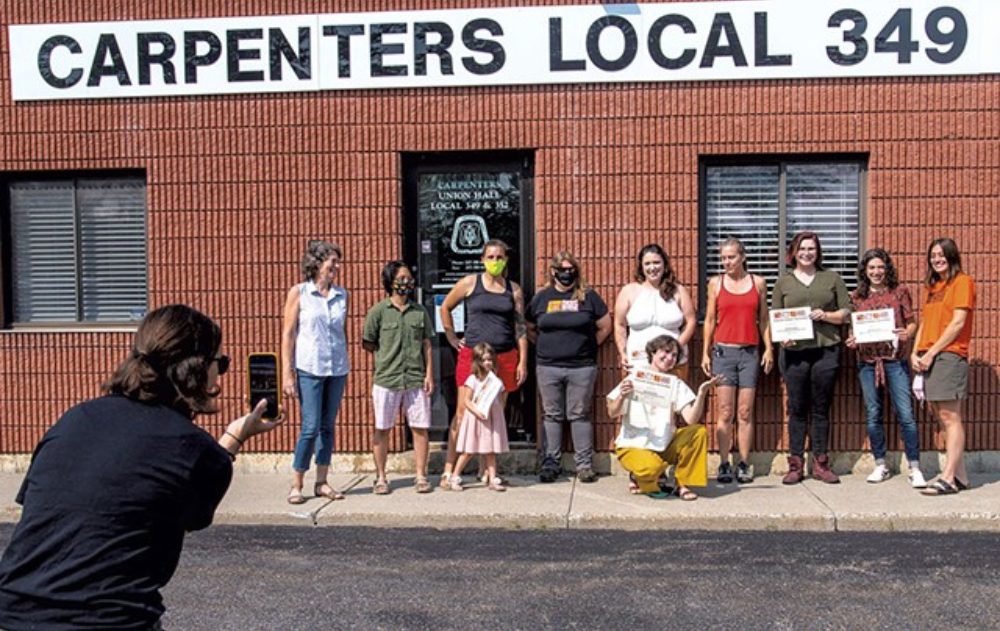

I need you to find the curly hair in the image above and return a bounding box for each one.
[633,244,679,300]
[855,248,899,299]
[300,240,343,282]
[102,305,223,418]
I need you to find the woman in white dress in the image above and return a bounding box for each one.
[614,243,696,380]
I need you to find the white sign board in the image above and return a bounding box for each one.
[8,1,1000,101]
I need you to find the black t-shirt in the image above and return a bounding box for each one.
[0,395,233,631]
[527,286,609,367]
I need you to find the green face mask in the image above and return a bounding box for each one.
[483,260,507,276]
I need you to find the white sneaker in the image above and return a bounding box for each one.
[909,469,928,489]
[867,464,891,483]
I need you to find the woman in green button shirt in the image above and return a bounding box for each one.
[771,231,851,485]
[362,261,435,495]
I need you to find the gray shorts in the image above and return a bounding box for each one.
[711,345,760,389]
[924,352,968,401]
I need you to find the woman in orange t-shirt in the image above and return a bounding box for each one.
[910,238,975,496]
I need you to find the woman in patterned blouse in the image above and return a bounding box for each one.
[845,248,924,488]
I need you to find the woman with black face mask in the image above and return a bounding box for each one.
[362,261,435,495]
[525,251,612,483]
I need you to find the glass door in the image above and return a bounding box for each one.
[402,152,535,443]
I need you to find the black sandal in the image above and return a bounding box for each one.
[954,478,972,491]
[921,479,959,496]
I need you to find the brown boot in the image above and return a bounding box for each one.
[812,454,840,484]
[782,455,804,485]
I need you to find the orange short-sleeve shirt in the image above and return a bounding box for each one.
[917,273,975,357]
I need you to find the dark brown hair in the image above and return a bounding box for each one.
[633,244,679,300]
[924,237,963,287]
[644,334,682,364]
[855,248,899,299]
[102,304,223,418]
[785,231,824,270]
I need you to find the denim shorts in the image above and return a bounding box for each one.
[924,352,968,401]
[711,345,759,389]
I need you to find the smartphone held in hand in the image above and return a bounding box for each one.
[247,353,281,420]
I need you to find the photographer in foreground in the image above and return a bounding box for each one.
[0,304,282,630]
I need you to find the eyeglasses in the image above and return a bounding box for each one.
[212,355,231,375]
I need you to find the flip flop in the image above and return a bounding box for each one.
[645,491,670,500]
[921,479,959,496]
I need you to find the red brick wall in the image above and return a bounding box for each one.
[1,1,998,455]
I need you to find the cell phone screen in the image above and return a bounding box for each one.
[247,353,280,419]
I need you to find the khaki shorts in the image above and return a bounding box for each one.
[923,352,968,401]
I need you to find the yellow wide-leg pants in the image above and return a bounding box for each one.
[616,424,708,494]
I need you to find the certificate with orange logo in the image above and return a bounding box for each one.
[852,309,896,344]
[769,307,814,343]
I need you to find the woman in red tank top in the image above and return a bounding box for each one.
[701,238,774,484]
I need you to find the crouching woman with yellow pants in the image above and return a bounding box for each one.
[607,335,720,500]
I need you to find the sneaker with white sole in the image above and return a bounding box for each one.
[867,464,891,483]
[908,469,927,489]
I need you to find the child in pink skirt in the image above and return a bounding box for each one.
[450,343,509,491]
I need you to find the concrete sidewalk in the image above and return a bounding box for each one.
[3,470,998,532]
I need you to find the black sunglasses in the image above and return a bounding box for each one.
[212,355,231,376]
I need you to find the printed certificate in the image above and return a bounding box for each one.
[627,369,679,427]
[466,371,503,418]
[852,308,897,344]
[769,307,815,343]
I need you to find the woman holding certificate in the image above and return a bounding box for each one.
[910,238,975,496]
[701,237,773,484]
[771,231,851,485]
[845,248,924,488]
[607,335,720,500]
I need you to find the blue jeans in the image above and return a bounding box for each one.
[858,360,919,462]
[293,370,347,472]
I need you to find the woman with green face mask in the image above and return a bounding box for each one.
[439,239,528,488]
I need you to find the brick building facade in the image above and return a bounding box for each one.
[1,1,997,458]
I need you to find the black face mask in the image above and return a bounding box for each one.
[554,269,578,286]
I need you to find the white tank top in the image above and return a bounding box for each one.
[625,286,687,367]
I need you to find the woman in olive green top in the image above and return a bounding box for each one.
[771,231,851,485]
[362,261,435,495]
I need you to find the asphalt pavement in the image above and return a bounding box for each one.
[3,466,998,532]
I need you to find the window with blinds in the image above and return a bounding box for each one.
[8,177,147,325]
[702,160,865,303]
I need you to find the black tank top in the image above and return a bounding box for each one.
[464,274,516,353]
